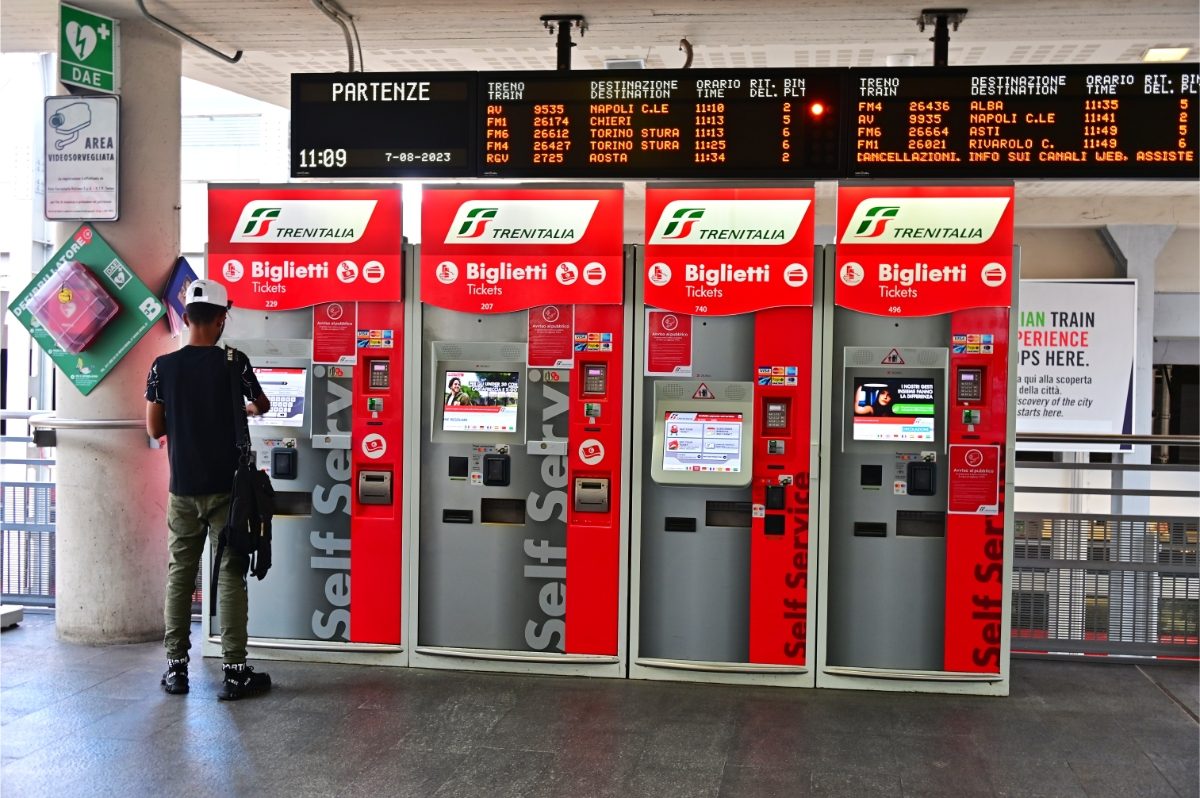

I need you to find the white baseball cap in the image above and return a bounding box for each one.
[184,279,230,309]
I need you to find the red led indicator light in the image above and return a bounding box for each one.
[809,102,826,117]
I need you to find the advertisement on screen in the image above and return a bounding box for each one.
[441,370,520,433]
[250,367,306,427]
[851,377,936,442]
[662,411,744,473]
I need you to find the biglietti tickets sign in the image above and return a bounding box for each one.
[835,185,1014,316]
[644,186,815,315]
[207,185,402,311]
[420,185,623,313]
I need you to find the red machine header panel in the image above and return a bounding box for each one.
[643,185,816,315]
[207,185,403,311]
[420,185,624,313]
[834,183,1014,316]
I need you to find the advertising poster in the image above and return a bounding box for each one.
[162,256,199,337]
[527,304,574,369]
[644,310,692,376]
[7,223,165,395]
[1016,279,1136,451]
[207,185,403,311]
[643,186,815,315]
[44,95,119,221]
[312,301,358,365]
[420,185,624,313]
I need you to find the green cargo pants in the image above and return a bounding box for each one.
[164,492,250,664]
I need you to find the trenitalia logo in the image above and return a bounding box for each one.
[230,200,377,243]
[852,206,900,237]
[841,197,1010,244]
[240,207,281,237]
[649,200,810,245]
[455,207,498,238]
[444,200,598,244]
[660,208,705,239]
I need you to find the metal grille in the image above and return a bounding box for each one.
[1,480,202,611]
[1,482,56,603]
[1012,513,1199,658]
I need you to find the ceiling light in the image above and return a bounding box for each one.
[1142,47,1190,62]
[605,58,645,70]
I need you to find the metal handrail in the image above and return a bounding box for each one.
[1017,432,1200,446]
[27,414,142,431]
[0,410,41,421]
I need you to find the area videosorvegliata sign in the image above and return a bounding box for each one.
[207,185,403,311]
[420,185,624,313]
[644,186,815,315]
[835,184,1015,316]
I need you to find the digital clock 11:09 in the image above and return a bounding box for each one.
[298,148,348,169]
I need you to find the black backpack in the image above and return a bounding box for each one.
[210,347,274,614]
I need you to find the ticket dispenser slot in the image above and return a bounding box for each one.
[573,477,610,513]
[357,470,393,505]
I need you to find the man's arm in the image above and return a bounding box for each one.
[146,401,166,439]
[238,350,270,417]
[247,392,270,417]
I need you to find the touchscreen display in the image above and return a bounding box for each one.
[662,411,744,473]
[851,377,936,442]
[442,370,520,433]
[250,367,306,428]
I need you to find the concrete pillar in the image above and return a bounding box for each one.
[1100,225,1174,645]
[53,19,180,644]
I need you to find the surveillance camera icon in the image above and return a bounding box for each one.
[49,102,92,150]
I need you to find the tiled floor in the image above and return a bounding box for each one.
[2,611,1197,797]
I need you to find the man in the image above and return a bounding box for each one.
[446,375,473,405]
[145,279,272,700]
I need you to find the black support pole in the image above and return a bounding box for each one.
[919,9,967,68]
[540,15,586,71]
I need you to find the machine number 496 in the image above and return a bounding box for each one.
[888,305,902,314]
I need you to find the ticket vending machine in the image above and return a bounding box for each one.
[410,184,629,676]
[630,185,820,687]
[202,185,409,664]
[816,183,1017,694]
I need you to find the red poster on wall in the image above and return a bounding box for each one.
[644,186,815,315]
[527,304,574,368]
[948,444,1001,515]
[207,185,403,311]
[312,302,358,365]
[421,185,624,313]
[834,184,1014,316]
[644,310,692,376]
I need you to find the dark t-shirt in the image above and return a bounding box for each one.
[145,346,263,496]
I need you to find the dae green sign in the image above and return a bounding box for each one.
[60,4,120,93]
[7,224,163,395]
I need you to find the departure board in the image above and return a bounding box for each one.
[291,72,477,178]
[848,64,1199,178]
[289,65,1200,180]
[477,69,843,178]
